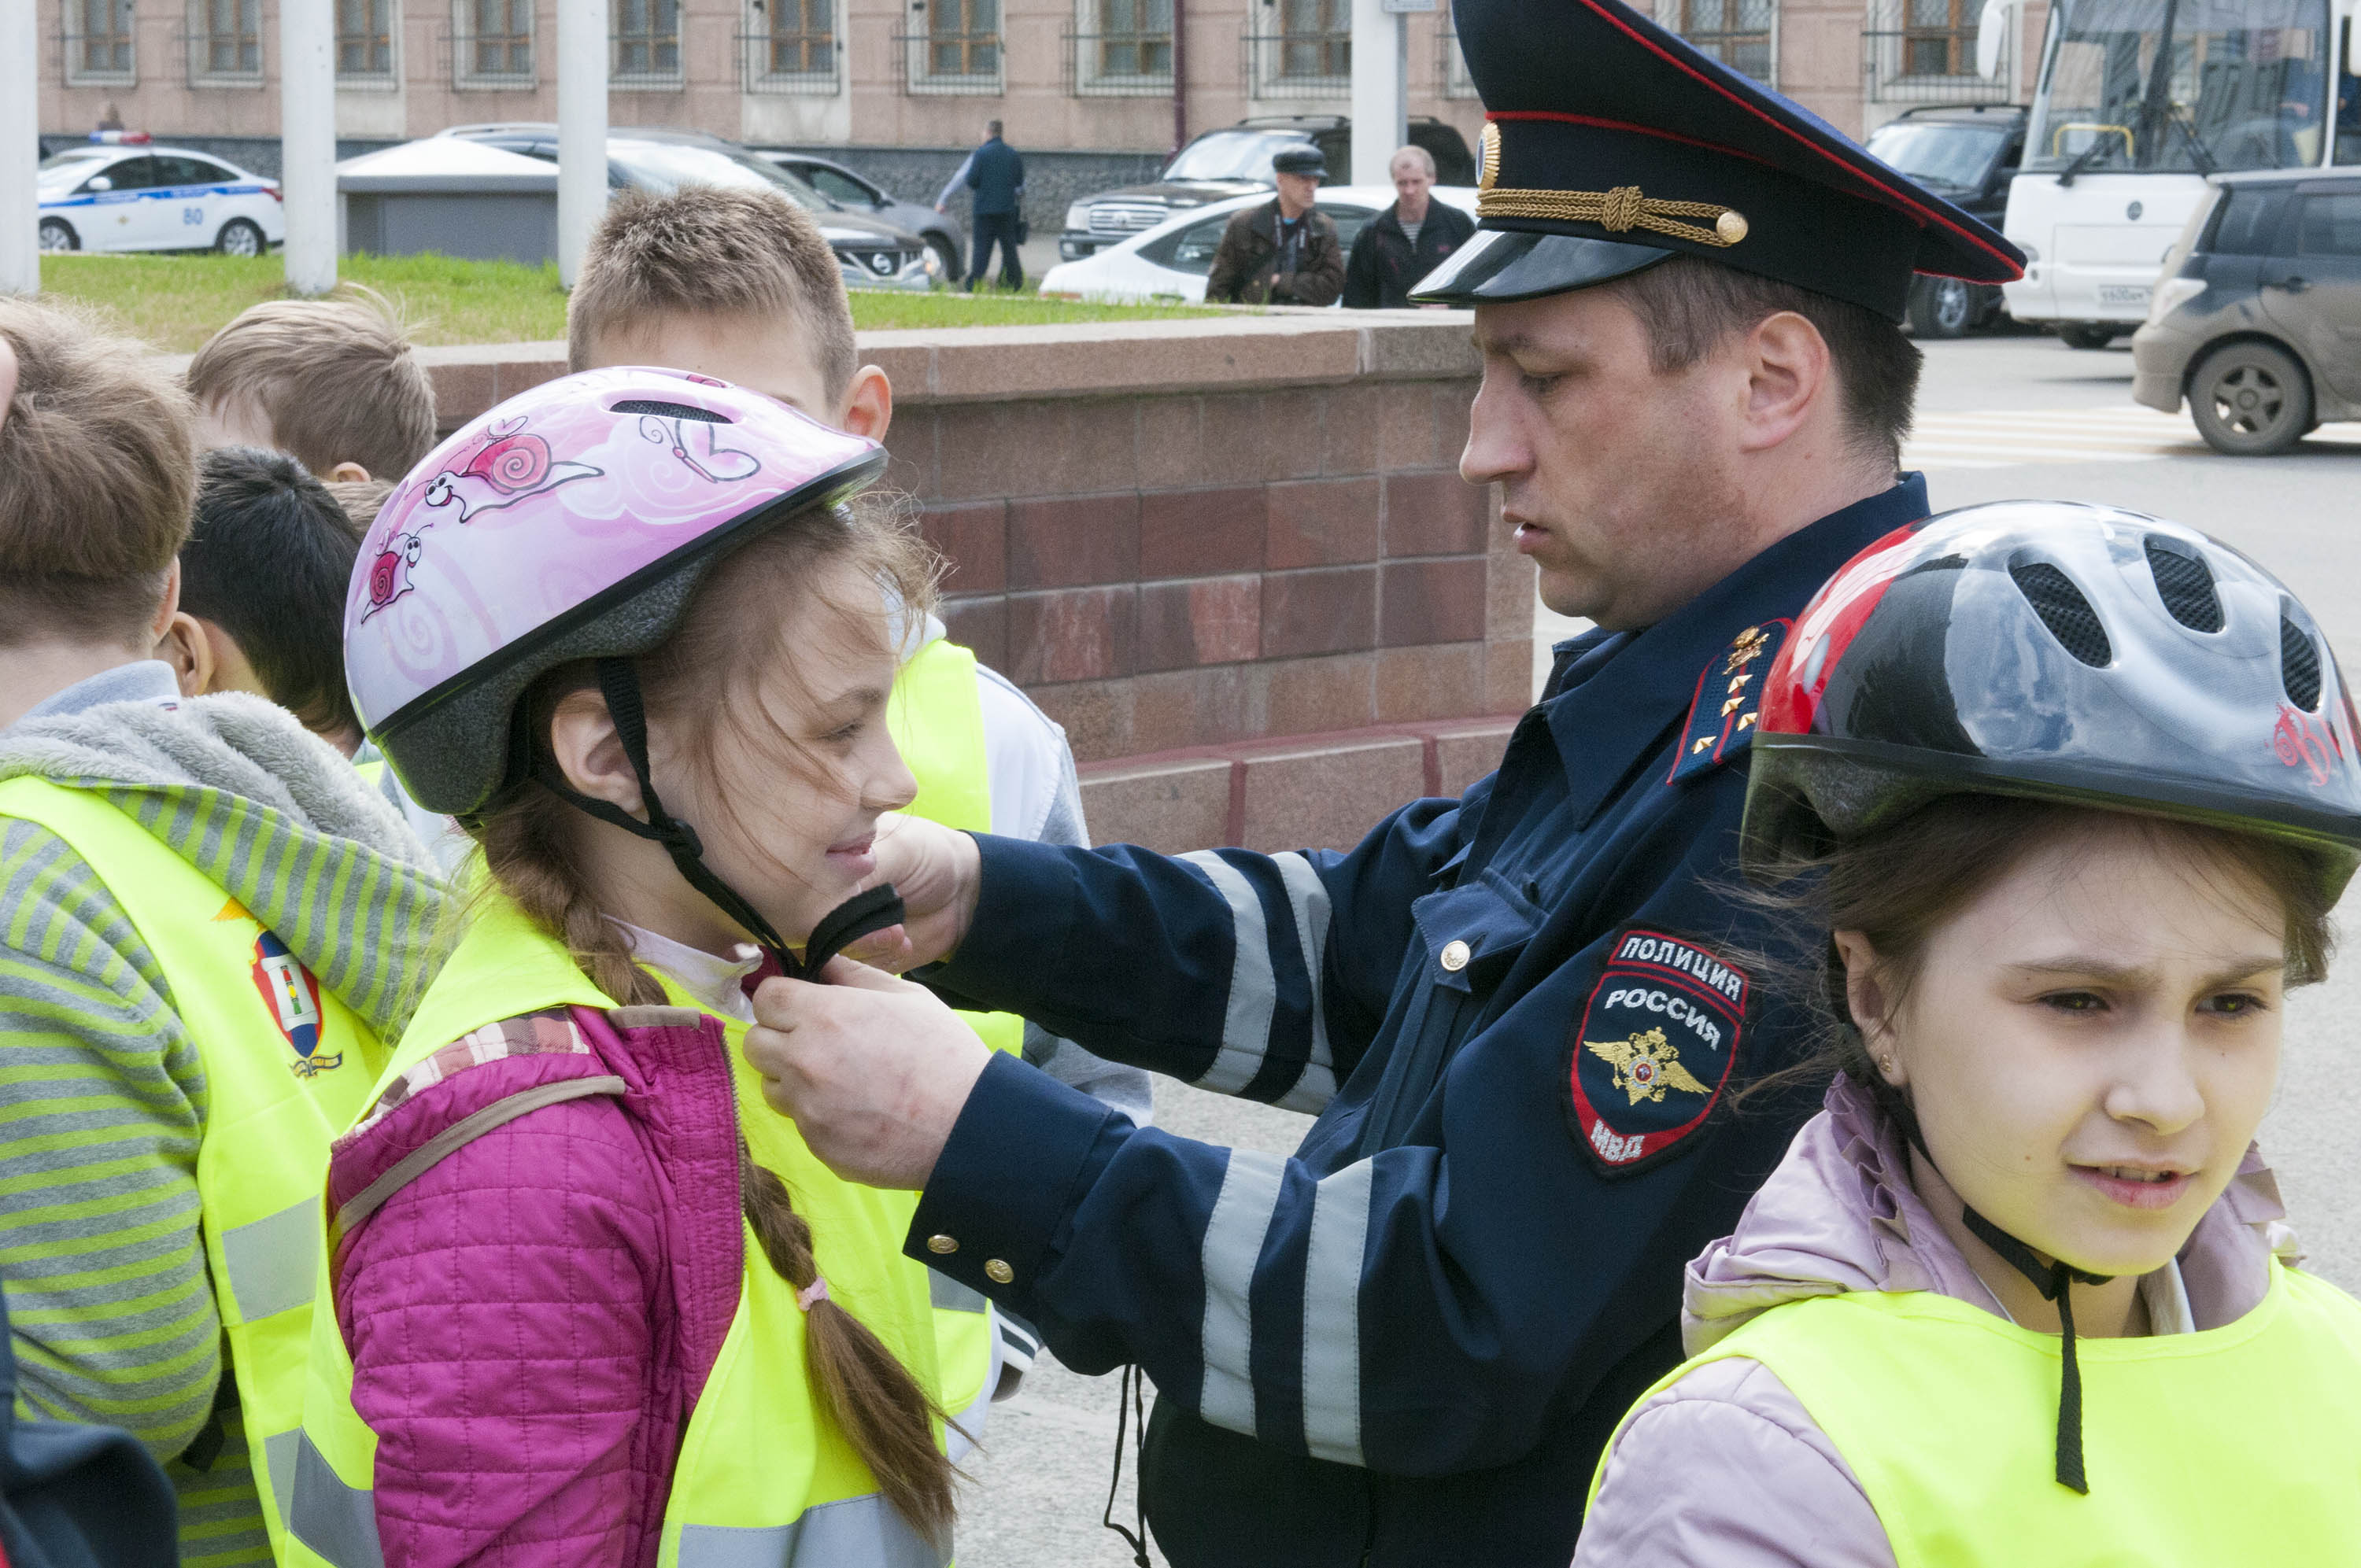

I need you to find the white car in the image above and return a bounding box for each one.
[1037,185,1479,304]
[38,137,284,256]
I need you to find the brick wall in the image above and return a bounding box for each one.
[412,311,1532,852]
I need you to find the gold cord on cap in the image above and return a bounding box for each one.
[1479,182,1750,248]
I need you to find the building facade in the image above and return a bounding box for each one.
[36,0,2038,198]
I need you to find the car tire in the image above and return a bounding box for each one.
[2188,340,2313,456]
[928,233,963,285]
[2057,323,2118,350]
[215,218,264,257]
[1907,275,1977,338]
[38,217,78,253]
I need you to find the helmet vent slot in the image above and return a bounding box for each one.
[611,399,730,423]
[2009,560,2112,667]
[2143,538,2222,633]
[2282,613,2323,711]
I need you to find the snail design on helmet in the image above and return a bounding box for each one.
[421,415,601,526]
[357,531,424,623]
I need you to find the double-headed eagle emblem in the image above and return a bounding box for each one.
[1585,1027,1711,1106]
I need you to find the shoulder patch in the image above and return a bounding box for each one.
[1564,928,1748,1175]
[1668,618,1792,784]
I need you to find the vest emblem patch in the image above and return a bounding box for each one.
[1565,928,1746,1175]
[250,931,342,1078]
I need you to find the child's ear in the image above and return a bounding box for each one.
[157,613,217,698]
[838,364,893,444]
[547,689,645,818]
[327,461,371,483]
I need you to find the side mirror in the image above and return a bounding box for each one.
[87,175,112,191]
[1975,0,2019,79]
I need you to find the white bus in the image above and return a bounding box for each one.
[1999,0,2360,345]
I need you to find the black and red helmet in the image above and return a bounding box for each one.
[1742,500,2361,895]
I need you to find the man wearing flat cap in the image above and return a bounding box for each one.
[1206,145,1347,306]
[739,0,2023,1561]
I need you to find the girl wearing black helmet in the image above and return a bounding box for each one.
[1575,501,2361,1566]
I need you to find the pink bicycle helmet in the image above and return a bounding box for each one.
[346,365,885,817]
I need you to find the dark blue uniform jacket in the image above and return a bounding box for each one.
[913,478,1930,1566]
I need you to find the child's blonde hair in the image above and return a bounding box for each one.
[0,297,194,648]
[567,186,858,405]
[187,286,436,481]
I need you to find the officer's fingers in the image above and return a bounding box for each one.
[748,974,814,1034]
[839,923,915,972]
[813,954,921,992]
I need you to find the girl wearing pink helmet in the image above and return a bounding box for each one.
[290,369,959,1568]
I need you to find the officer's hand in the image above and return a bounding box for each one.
[745,957,990,1190]
[841,812,981,971]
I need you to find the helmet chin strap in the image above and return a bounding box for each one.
[534,658,906,983]
[1957,1205,2114,1495]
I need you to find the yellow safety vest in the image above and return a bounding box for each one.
[289,898,951,1568]
[1590,1260,2361,1566]
[0,777,386,1562]
[885,640,1025,1431]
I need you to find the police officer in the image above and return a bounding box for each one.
[742,0,2024,1559]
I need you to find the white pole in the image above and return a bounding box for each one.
[556,0,608,288]
[1,0,40,296]
[1349,0,1408,189]
[280,0,338,293]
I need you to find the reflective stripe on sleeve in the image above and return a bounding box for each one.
[221,1199,320,1322]
[677,1492,949,1566]
[1269,852,1338,1114]
[1300,1158,1373,1465]
[1199,1147,1286,1437]
[929,1270,988,1312]
[289,1429,386,1568]
[1178,851,1277,1095]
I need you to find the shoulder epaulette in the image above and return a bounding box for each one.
[1667,618,1791,784]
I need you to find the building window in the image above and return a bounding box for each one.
[191,0,261,79]
[1096,0,1170,76]
[929,0,999,77]
[1901,0,1973,75]
[338,0,394,76]
[1278,0,1348,79]
[762,0,831,72]
[67,0,137,82]
[461,0,532,81]
[614,0,681,79]
[1676,0,1770,83]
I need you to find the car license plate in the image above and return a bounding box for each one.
[2097,285,2151,306]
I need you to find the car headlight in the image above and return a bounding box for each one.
[2146,275,2205,325]
[1065,202,1090,233]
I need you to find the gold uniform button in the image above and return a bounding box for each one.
[1440,939,1471,972]
[926,1234,959,1255]
[985,1259,1014,1285]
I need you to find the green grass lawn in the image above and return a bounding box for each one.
[40,250,1224,353]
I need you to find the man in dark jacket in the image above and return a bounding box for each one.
[1205,146,1346,307]
[1344,145,1478,308]
[965,120,1025,292]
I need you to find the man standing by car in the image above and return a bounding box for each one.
[1206,146,1345,306]
[1343,145,1476,308]
[963,120,1025,292]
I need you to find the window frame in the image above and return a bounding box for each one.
[453,0,534,88]
[187,0,264,86]
[612,0,684,87]
[65,0,139,87]
[336,0,398,82]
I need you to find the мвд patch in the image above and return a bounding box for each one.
[1564,927,1747,1175]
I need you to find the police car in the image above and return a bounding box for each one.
[37,134,284,256]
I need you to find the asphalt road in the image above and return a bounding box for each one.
[952,330,2361,1566]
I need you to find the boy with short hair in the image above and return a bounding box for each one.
[162,446,367,753]
[570,185,1151,1430]
[0,297,447,1567]
[187,286,436,482]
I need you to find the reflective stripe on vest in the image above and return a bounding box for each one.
[292,901,949,1568]
[885,639,1025,1426]
[1590,1260,2361,1566]
[0,777,386,1560]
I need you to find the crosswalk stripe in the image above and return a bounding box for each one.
[1905,406,2361,469]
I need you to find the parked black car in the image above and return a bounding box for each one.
[756,150,966,283]
[2133,167,2361,455]
[1863,104,2025,338]
[1057,115,1476,262]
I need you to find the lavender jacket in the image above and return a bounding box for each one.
[1574,1076,2298,1568]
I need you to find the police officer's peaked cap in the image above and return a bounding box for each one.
[1273,146,1328,178]
[1410,0,2023,319]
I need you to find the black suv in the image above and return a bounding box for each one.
[1057,115,1476,261]
[2133,168,2361,455]
[1863,105,2026,338]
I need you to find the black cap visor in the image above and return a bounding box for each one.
[1408,229,1673,305]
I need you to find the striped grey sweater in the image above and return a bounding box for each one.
[0,689,449,1567]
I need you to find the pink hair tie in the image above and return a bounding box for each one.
[796,1276,830,1312]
